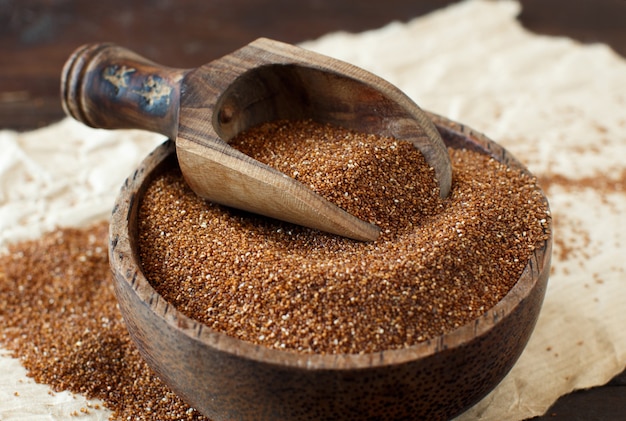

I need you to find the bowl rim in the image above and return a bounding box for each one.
[109,112,552,371]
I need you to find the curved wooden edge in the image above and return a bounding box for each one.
[427,112,531,174]
[179,37,451,199]
[109,115,552,370]
[247,38,453,199]
[174,36,457,241]
[176,140,381,242]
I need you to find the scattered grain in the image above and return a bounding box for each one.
[0,223,208,420]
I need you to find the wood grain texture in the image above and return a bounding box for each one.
[109,113,552,421]
[61,43,186,138]
[60,41,380,241]
[176,37,452,240]
[2,0,624,131]
[62,38,453,241]
[0,0,463,130]
[181,38,452,198]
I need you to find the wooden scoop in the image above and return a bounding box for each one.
[61,38,451,241]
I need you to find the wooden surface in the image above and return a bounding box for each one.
[1,0,625,419]
[2,0,626,131]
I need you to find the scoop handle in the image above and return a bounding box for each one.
[61,43,187,139]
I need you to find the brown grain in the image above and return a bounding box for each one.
[138,119,550,354]
[0,223,208,420]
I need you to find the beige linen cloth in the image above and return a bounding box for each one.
[1,0,625,419]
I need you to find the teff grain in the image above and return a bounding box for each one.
[138,120,550,354]
[0,223,208,420]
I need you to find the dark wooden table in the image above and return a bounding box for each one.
[1,1,625,419]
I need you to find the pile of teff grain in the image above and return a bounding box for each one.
[139,119,550,354]
[0,119,550,419]
[0,222,207,420]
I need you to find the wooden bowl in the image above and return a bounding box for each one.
[109,113,552,421]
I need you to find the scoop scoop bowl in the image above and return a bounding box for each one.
[61,38,452,241]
